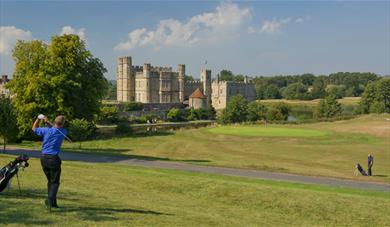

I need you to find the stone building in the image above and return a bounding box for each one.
[116,56,255,109]
[188,88,207,109]
[117,56,211,105]
[0,75,10,96]
[211,76,256,110]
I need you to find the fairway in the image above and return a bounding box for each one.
[10,114,390,183]
[207,126,327,137]
[0,155,389,226]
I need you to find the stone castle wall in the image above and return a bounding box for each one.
[117,56,255,110]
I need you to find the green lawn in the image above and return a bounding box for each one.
[11,114,390,183]
[207,126,327,137]
[0,155,389,226]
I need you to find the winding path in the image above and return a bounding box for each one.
[2,149,389,192]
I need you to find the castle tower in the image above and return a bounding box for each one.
[117,56,134,102]
[143,63,151,103]
[200,69,212,108]
[178,64,185,103]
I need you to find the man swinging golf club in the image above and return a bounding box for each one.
[32,114,68,210]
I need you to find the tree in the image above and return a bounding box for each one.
[282,82,310,100]
[218,95,248,124]
[218,70,235,81]
[326,85,346,99]
[316,95,342,118]
[185,75,194,81]
[105,80,117,100]
[7,35,108,137]
[247,101,268,122]
[0,95,18,151]
[310,77,326,99]
[360,78,390,113]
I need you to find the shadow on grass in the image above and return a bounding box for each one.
[373,174,388,177]
[95,131,175,141]
[2,148,211,164]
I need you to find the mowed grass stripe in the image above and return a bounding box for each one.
[207,126,328,137]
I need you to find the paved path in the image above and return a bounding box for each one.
[2,149,389,192]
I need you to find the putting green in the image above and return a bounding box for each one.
[207,126,327,137]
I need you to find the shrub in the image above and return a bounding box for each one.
[68,119,96,148]
[167,108,186,122]
[266,108,285,121]
[97,106,119,124]
[247,101,268,122]
[124,102,143,111]
[218,95,248,124]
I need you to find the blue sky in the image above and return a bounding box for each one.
[1,1,389,80]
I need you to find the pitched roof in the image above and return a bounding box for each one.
[189,88,206,99]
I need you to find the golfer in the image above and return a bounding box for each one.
[32,115,67,209]
[368,154,374,176]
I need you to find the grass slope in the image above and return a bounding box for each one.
[11,114,390,183]
[0,155,389,226]
[207,126,327,137]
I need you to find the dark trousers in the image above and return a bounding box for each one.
[40,154,61,204]
[368,167,372,176]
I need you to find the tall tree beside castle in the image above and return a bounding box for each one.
[8,34,108,137]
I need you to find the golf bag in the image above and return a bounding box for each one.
[0,155,29,193]
[355,163,367,176]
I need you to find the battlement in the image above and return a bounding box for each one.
[132,65,143,72]
[185,80,201,84]
[151,66,173,72]
[212,80,253,85]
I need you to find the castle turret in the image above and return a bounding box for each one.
[200,69,212,108]
[178,64,185,103]
[143,63,151,103]
[117,56,134,102]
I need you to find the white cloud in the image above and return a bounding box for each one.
[260,18,292,34]
[247,26,256,34]
[114,2,251,51]
[0,26,32,55]
[260,17,307,34]
[60,26,86,41]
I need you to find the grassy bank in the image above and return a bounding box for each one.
[11,114,390,183]
[0,155,389,226]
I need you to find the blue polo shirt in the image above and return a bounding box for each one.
[34,127,68,155]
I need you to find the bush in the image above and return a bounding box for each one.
[97,106,119,124]
[266,108,285,121]
[131,114,156,124]
[167,108,186,122]
[247,101,268,122]
[124,102,143,111]
[218,95,248,124]
[68,119,96,148]
[187,108,215,121]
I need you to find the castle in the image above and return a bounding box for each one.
[116,56,255,109]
